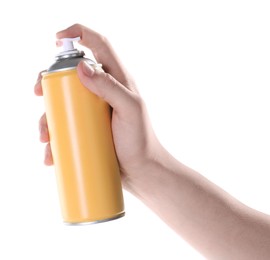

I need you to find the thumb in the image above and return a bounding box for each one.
[77,61,133,110]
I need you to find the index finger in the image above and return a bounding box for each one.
[56,24,134,88]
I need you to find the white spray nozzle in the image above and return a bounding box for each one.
[57,37,81,52]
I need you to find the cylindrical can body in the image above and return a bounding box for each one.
[42,68,124,224]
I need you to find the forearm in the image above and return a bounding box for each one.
[126,147,270,259]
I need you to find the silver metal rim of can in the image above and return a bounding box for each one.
[64,211,125,226]
[42,63,103,75]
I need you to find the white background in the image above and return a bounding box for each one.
[0,0,269,259]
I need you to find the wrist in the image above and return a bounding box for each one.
[123,144,180,201]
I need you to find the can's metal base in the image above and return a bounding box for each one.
[64,212,125,226]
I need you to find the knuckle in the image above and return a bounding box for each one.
[96,34,111,53]
[99,34,109,45]
[73,23,82,28]
[131,93,146,113]
[71,23,84,32]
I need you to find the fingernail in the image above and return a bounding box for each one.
[56,40,63,47]
[82,61,95,77]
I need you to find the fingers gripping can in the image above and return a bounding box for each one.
[41,37,124,224]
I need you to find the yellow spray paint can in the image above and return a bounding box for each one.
[41,37,124,224]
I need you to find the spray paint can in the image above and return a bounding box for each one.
[41,37,124,224]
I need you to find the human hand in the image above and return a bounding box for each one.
[34,24,162,190]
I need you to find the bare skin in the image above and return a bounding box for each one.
[34,24,270,259]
